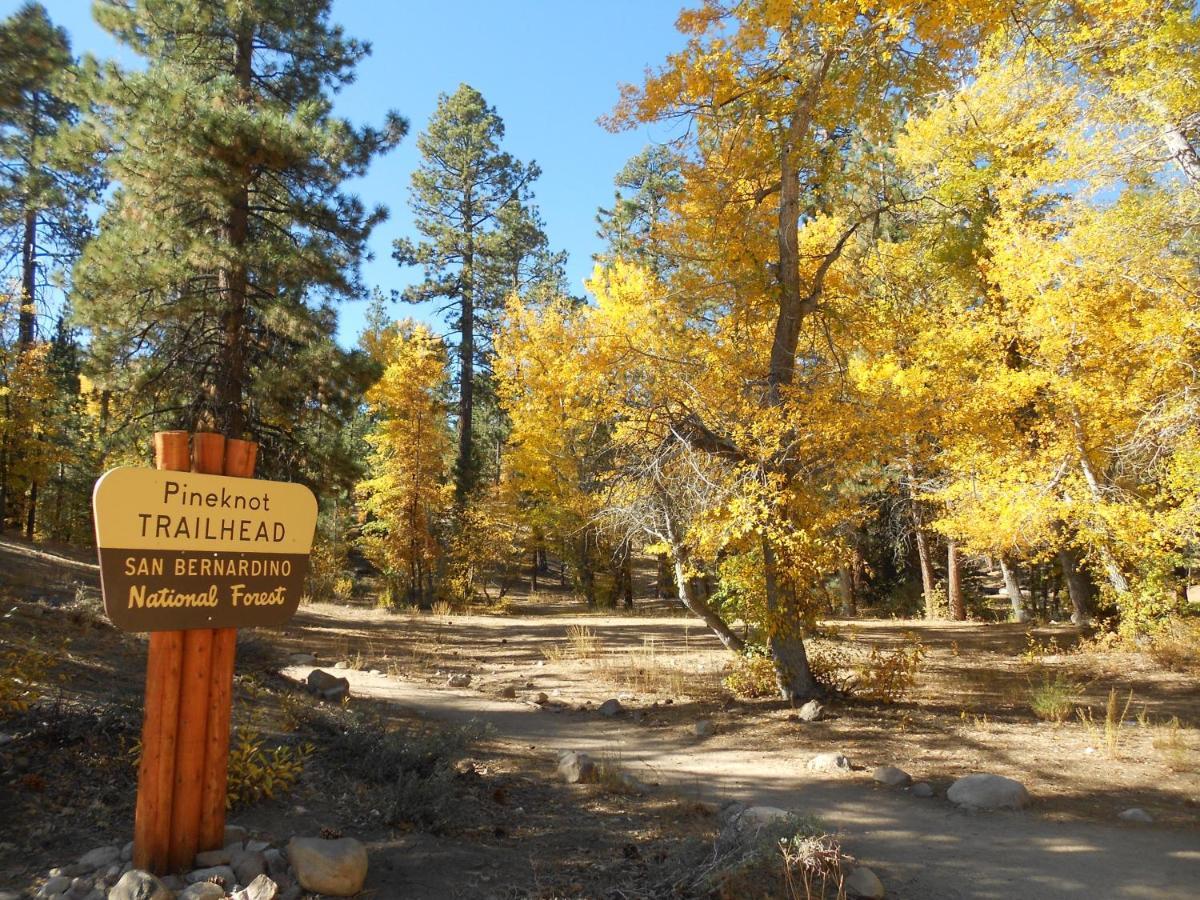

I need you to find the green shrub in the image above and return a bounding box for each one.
[1028,672,1081,723]
[724,647,778,698]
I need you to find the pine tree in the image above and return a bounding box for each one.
[74,0,405,453]
[394,84,559,499]
[0,3,100,535]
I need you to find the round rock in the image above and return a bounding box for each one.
[806,751,852,774]
[287,836,368,897]
[911,781,934,798]
[845,865,885,899]
[872,765,912,787]
[108,870,172,900]
[598,698,623,717]
[946,773,1030,810]
[693,719,716,737]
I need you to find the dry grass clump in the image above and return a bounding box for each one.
[1028,672,1082,724]
[1148,617,1200,672]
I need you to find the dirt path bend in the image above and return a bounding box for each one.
[282,660,1199,900]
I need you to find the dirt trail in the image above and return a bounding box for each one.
[283,619,1200,900]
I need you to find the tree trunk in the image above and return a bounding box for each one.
[530,548,538,593]
[999,555,1028,623]
[213,28,253,438]
[1070,408,1130,595]
[24,480,37,540]
[947,539,965,620]
[671,548,743,654]
[1059,547,1093,626]
[913,521,937,618]
[837,565,855,617]
[456,212,476,500]
[20,207,36,347]
[762,537,819,701]
[621,544,634,610]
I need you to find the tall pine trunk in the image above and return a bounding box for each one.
[837,565,855,617]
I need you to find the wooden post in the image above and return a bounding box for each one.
[133,432,190,873]
[166,432,224,871]
[199,437,257,849]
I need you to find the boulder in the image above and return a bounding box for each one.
[447,673,472,688]
[1118,807,1153,823]
[287,836,368,897]
[231,874,279,900]
[598,698,623,717]
[806,751,852,774]
[178,884,225,900]
[845,865,885,899]
[911,782,934,798]
[872,765,912,787]
[306,669,350,702]
[556,750,597,784]
[108,870,173,900]
[796,699,824,722]
[946,773,1030,810]
[534,692,549,705]
[499,685,517,699]
[693,719,716,737]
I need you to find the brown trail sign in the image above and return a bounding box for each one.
[92,431,317,874]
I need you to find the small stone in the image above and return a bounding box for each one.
[845,865,885,899]
[499,685,517,698]
[161,876,185,891]
[557,750,597,784]
[231,874,278,900]
[121,842,134,862]
[263,849,289,885]
[872,765,912,787]
[911,782,934,798]
[194,847,232,867]
[946,773,1030,810]
[333,660,348,669]
[70,876,91,893]
[234,850,267,885]
[186,865,237,885]
[1118,807,1154,823]
[288,653,316,666]
[81,892,104,900]
[447,673,472,688]
[77,846,121,870]
[179,884,226,900]
[368,669,382,676]
[37,876,70,897]
[806,751,852,773]
[693,719,715,737]
[534,692,549,704]
[108,870,172,900]
[279,886,301,900]
[796,699,824,722]
[287,836,368,897]
[224,825,249,845]
[598,698,623,717]
[245,840,270,853]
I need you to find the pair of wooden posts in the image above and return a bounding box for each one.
[134,430,257,874]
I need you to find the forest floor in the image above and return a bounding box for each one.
[1,534,1198,898]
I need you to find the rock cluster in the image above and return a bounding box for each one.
[32,831,368,900]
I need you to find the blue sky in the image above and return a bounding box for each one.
[13,1,688,346]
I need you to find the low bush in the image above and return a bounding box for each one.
[724,647,778,698]
[1148,617,1200,672]
[225,727,312,809]
[853,641,924,702]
